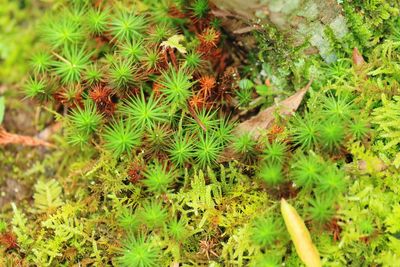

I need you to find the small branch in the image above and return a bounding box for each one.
[0,127,54,147]
[187,103,207,132]
[52,52,70,65]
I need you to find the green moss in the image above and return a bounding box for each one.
[3,0,400,266]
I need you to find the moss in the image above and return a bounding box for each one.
[2,0,400,266]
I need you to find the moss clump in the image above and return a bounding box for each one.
[2,0,400,266]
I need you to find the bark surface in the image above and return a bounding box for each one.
[211,0,348,62]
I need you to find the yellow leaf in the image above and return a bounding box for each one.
[281,198,322,267]
[160,35,187,54]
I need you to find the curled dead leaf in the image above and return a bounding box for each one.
[219,80,311,162]
[234,80,312,139]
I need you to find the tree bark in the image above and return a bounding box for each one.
[211,0,348,62]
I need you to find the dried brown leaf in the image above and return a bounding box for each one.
[219,81,311,162]
[234,80,312,139]
[352,47,365,67]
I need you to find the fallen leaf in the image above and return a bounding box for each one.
[160,35,187,54]
[281,198,322,267]
[0,126,54,147]
[352,47,365,67]
[219,81,311,162]
[234,80,312,139]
